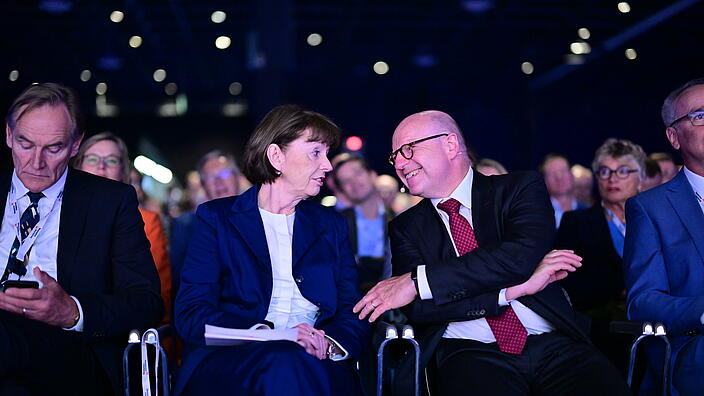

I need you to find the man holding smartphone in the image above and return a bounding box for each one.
[0,83,163,395]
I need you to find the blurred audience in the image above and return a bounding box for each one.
[539,153,587,227]
[185,170,207,211]
[332,155,393,293]
[73,132,172,324]
[571,164,595,206]
[170,150,241,300]
[326,153,354,210]
[649,151,678,183]
[374,174,399,208]
[555,138,646,376]
[641,157,663,191]
[476,157,508,176]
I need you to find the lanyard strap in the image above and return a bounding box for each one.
[8,182,63,263]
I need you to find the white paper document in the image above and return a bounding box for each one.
[204,324,298,346]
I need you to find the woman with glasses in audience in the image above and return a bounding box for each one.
[72,132,172,324]
[554,138,646,376]
[174,105,369,396]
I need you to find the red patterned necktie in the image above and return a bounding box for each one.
[437,198,528,354]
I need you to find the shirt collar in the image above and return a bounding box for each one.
[431,167,473,211]
[11,167,68,204]
[683,166,704,195]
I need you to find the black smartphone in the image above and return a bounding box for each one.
[1,280,39,292]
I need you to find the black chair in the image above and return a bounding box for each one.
[123,324,174,396]
[610,320,671,396]
[376,323,421,396]
[123,323,410,396]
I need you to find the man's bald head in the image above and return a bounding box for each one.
[391,110,473,198]
[395,110,467,148]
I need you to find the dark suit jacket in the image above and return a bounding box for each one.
[340,205,395,257]
[174,186,370,395]
[0,168,164,393]
[555,204,624,311]
[390,171,590,371]
[170,211,196,301]
[624,170,704,394]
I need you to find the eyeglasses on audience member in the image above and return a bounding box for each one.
[597,166,638,180]
[388,133,448,166]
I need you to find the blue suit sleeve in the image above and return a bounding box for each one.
[174,204,262,345]
[623,196,704,336]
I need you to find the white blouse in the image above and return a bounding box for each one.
[258,208,319,329]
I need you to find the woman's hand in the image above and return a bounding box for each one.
[293,323,329,360]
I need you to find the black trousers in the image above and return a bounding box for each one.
[0,310,111,395]
[434,332,631,396]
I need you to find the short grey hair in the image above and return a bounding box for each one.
[592,138,647,180]
[662,78,704,127]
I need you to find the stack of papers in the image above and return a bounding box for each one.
[204,324,298,346]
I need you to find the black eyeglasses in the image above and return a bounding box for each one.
[597,166,638,180]
[388,133,448,166]
[669,110,704,128]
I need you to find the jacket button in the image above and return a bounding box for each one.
[295,276,303,283]
[479,309,486,315]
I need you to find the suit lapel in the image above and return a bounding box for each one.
[292,201,323,269]
[229,186,271,267]
[415,199,456,260]
[471,172,498,246]
[57,169,91,285]
[666,171,704,262]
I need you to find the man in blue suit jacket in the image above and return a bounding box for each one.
[624,78,704,395]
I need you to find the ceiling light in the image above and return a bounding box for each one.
[211,11,226,23]
[307,33,323,46]
[153,69,166,82]
[215,36,231,49]
[129,36,142,48]
[373,61,389,75]
[80,69,91,82]
[110,10,124,23]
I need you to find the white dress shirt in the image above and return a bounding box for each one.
[0,169,84,331]
[417,168,554,342]
[258,208,349,360]
[681,167,704,325]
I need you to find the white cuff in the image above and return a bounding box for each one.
[700,311,704,325]
[498,288,510,306]
[324,335,349,361]
[249,323,272,330]
[417,265,433,300]
[63,296,84,332]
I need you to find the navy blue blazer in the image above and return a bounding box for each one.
[174,186,370,394]
[624,170,704,393]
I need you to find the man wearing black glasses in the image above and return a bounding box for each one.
[355,110,628,395]
[623,78,704,395]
